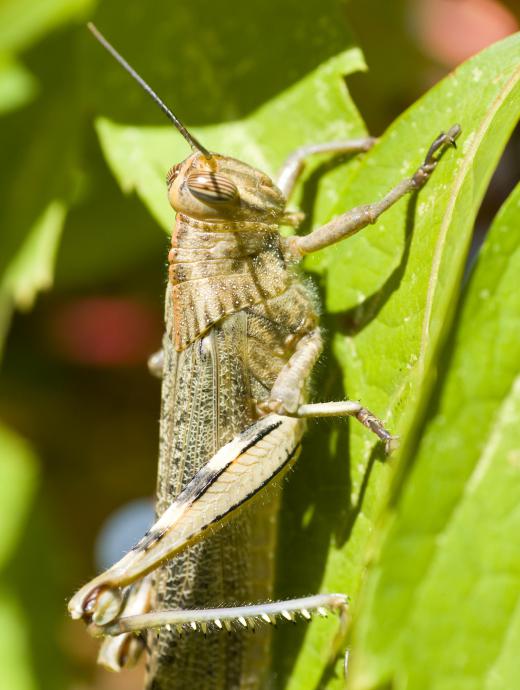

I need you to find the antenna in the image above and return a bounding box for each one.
[87,23,212,159]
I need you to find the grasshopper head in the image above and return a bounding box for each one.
[85,24,285,226]
[167,153,286,224]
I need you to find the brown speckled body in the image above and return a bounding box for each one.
[146,210,319,690]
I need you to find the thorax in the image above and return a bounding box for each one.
[167,213,290,351]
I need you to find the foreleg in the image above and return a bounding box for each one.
[286,125,461,257]
[277,138,377,200]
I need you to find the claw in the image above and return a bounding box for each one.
[424,124,462,165]
[447,123,462,147]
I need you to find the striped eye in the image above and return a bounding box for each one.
[166,163,181,188]
[186,172,238,204]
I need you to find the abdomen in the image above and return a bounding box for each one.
[146,304,278,690]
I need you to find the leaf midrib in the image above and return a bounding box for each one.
[418,65,520,383]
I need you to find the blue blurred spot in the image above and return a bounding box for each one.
[95,497,155,570]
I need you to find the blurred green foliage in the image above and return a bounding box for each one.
[0,1,518,690]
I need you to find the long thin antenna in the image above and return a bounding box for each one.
[87,22,212,159]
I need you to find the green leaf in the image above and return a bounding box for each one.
[96,47,367,232]
[0,29,84,350]
[0,424,38,571]
[0,425,38,690]
[330,33,520,462]
[0,0,95,326]
[0,587,37,690]
[0,0,93,54]
[1,200,66,310]
[349,181,520,690]
[0,54,37,114]
[0,426,67,690]
[281,34,520,690]
[85,0,359,124]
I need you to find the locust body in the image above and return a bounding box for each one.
[148,167,316,688]
[69,23,461,690]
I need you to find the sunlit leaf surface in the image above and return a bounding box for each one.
[350,182,520,690]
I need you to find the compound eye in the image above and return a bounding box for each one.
[166,163,181,188]
[186,171,238,204]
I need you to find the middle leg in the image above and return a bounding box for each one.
[261,327,397,452]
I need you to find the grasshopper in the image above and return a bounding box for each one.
[69,23,461,690]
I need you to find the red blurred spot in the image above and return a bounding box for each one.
[414,0,518,66]
[50,297,162,367]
